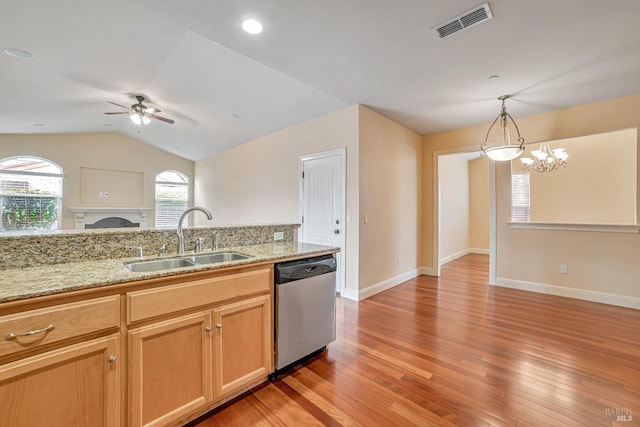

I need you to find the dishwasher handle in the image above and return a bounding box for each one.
[275,255,336,284]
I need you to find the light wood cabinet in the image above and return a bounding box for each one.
[0,334,120,427]
[213,294,272,399]
[126,265,273,426]
[128,311,213,427]
[1,262,279,427]
[0,295,120,359]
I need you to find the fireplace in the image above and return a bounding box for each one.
[70,207,153,230]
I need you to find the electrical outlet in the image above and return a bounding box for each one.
[98,191,109,198]
[363,215,369,224]
[273,231,284,241]
[397,255,401,265]
[560,264,568,274]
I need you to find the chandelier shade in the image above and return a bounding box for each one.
[521,143,569,172]
[481,95,525,161]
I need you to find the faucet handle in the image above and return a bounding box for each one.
[195,237,204,253]
[158,244,167,257]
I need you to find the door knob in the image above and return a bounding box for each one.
[334,229,340,234]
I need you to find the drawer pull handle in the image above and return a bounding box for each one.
[205,326,212,332]
[215,323,222,329]
[5,323,56,341]
[108,355,117,363]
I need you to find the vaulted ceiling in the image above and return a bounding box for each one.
[2,0,640,160]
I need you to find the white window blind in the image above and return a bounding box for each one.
[0,157,63,232]
[511,172,530,222]
[155,170,189,229]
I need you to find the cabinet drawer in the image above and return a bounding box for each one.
[127,267,272,324]
[0,295,120,358]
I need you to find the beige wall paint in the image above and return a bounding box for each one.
[424,93,640,301]
[438,153,469,262]
[194,105,361,292]
[469,156,490,251]
[524,129,636,223]
[0,132,194,229]
[358,106,422,290]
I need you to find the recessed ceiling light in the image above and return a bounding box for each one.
[32,123,45,127]
[489,75,499,80]
[242,19,263,34]
[229,112,240,119]
[4,48,33,59]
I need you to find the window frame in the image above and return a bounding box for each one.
[0,156,64,233]
[154,170,190,229]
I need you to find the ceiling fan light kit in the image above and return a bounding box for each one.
[104,95,175,126]
[481,95,525,161]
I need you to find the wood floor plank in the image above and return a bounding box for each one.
[193,254,640,426]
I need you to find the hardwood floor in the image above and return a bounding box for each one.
[191,254,640,426]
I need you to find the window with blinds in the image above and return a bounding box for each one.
[155,170,189,229]
[0,156,63,232]
[511,172,531,222]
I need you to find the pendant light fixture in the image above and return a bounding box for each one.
[521,143,569,172]
[481,95,525,161]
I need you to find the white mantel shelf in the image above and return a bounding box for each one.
[69,207,153,213]
[508,222,640,234]
[69,207,153,230]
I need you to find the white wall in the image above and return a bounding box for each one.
[194,104,424,299]
[438,153,469,264]
[469,156,490,251]
[358,106,422,295]
[194,106,361,293]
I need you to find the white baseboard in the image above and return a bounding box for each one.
[340,287,359,301]
[342,269,420,301]
[419,266,438,276]
[469,248,490,255]
[494,277,640,310]
[440,248,489,266]
[439,249,468,265]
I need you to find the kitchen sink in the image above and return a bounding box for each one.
[186,252,251,265]
[125,258,195,272]
[125,252,252,272]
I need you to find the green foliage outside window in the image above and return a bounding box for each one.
[2,195,58,230]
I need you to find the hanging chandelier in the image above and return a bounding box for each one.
[480,95,525,161]
[521,143,569,172]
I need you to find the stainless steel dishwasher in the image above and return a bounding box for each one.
[274,254,337,371]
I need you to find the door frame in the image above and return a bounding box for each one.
[299,148,347,295]
[433,146,496,284]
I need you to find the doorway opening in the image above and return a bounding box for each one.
[435,149,495,283]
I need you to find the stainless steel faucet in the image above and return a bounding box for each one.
[177,207,213,255]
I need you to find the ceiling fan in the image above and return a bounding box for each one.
[104,95,175,125]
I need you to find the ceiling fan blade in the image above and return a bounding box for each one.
[104,112,129,115]
[107,101,129,109]
[150,114,174,124]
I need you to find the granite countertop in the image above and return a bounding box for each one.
[0,242,338,303]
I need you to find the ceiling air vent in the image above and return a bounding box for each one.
[432,2,493,39]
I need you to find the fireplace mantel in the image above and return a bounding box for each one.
[69,207,153,230]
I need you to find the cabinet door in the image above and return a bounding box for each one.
[213,295,272,399]
[0,334,120,427]
[128,311,213,427]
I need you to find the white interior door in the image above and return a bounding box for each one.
[300,150,345,294]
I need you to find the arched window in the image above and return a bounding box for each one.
[0,156,63,232]
[155,170,189,229]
